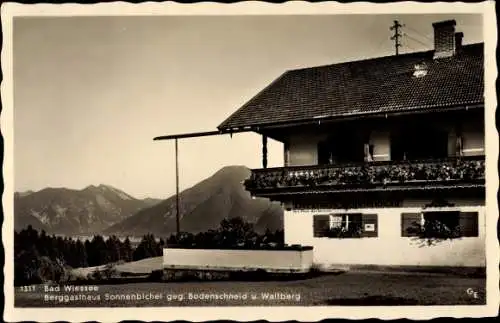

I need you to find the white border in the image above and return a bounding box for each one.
[2,1,498,321]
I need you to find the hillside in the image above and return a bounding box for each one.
[105,166,284,237]
[14,185,158,235]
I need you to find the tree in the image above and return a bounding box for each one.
[37,230,50,257]
[105,235,121,263]
[16,226,39,255]
[218,217,257,247]
[73,240,88,268]
[132,234,159,261]
[14,246,41,286]
[87,235,108,266]
[121,237,133,262]
[38,256,66,283]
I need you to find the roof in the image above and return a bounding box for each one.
[218,43,484,131]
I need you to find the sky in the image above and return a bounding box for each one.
[13,14,483,199]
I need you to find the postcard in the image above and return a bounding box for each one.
[2,1,498,321]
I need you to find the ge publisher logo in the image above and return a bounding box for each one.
[466,288,479,299]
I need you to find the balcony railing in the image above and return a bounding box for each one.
[244,156,485,193]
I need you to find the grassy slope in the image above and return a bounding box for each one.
[70,256,164,277]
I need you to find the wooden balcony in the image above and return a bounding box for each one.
[244,156,485,199]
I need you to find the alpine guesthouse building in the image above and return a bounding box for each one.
[218,20,485,270]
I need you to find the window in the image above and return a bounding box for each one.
[317,127,368,164]
[401,211,479,238]
[313,213,378,238]
[391,126,448,160]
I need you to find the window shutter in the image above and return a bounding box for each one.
[360,214,378,237]
[313,214,330,237]
[459,212,479,237]
[401,213,422,237]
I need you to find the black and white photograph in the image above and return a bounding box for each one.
[2,1,498,321]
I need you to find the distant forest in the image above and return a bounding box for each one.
[14,217,284,286]
[14,226,163,286]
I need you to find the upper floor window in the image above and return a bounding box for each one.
[317,126,370,164]
[391,125,448,160]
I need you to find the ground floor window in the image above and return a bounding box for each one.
[313,213,378,238]
[401,211,479,238]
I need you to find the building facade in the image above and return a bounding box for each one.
[218,20,485,269]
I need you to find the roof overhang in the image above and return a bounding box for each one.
[217,103,484,134]
[156,103,483,142]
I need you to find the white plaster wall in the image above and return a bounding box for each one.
[369,130,391,161]
[462,129,485,156]
[451,118,485,156]
[163,248,313,272]
[401,198,484,207]
[284,205,485,267]
[417,119,483,158]
[288,134,325,166]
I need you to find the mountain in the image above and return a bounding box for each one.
[14,184,158,235]
[105,166,284,237]
[141,197,163,207]
[15,190,35,198]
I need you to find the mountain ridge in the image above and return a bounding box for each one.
[105,165,283,237]
[14,185,160,235]
[15,166,283,237]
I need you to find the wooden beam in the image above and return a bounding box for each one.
[175,138,180,234]
[262,135,268,169]
[155,128,256,235]
[154,129,251,141]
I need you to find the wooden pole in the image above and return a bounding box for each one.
[262,135,268,169]
[175,138,180,234]
[284,141,290,167]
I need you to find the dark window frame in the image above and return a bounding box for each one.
[313,213,378,239]
[401,211,479,238]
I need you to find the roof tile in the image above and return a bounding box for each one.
[218,43,484,130]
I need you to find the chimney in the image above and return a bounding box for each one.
[455,31,464,53]
[432,19,457,59]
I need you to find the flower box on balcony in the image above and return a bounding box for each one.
[245,156,485,193]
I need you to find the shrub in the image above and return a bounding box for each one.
[66,270,89,283]
[38,256,67,284]
[324,227,362,238]
[407,219,462,246]
[102,263,119,280]
[166,217,285,250]
[148,269,165,282]
[14,247,42,286]
[89,267,103,281]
